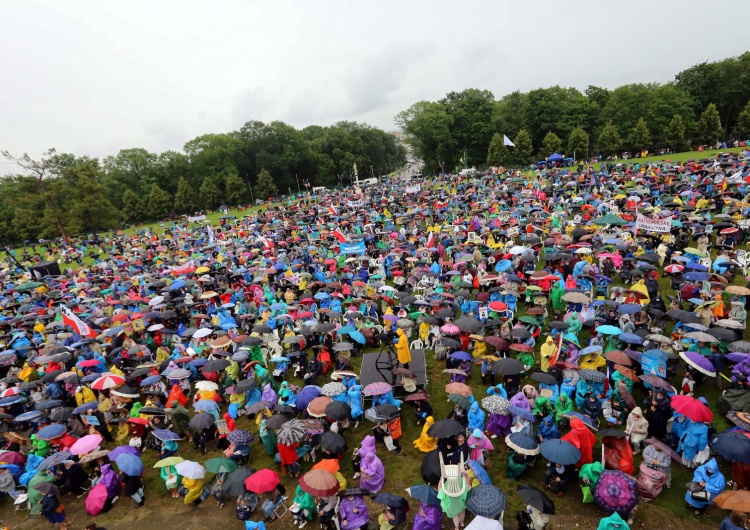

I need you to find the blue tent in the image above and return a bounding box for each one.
[548,152,563,161]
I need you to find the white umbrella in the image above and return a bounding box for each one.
[464,516,503,530]
[193,328,213,339]
[175,460,206,480]
[148,296,165,307]
[195,381,219,392]
[508,246,529,255]
[147,324,165,332]
[684,331,718,343]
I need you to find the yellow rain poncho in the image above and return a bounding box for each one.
[413,416,437,452]
[395,328,411,365]
[540,336,558,372]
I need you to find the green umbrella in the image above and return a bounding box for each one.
[205,457,239,474]
[593,213,628,226]
[518,316,539,325]
[15,281,44,291]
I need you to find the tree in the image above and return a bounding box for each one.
[511,129,534,166]
[199,178,221,209]
[121,188,145,224]
[696,102,724,145]
[629,118,650,151]
[147,184,172,220]
[598,122,622,156]
[255,168,278,200]
[541,131,562,157]
[736,100,750,139]
[486,133,509,167]
[664,114,688,152]
[173,176,194,214]
[567,127,589,160]
[224,170,248,206]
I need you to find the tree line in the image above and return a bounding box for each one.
[396,52,750,172]
[0,120,406,243]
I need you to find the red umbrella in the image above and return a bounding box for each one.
[85,483,109,515]
[489,301,508,312]
[245,468,280,494]
[604,351,633,366]
[0,451,25,465]
[78,359,100,368]
[91,374,126,390]
[671,394,713,423]
[510,343,532,352]
[614,364,639,382]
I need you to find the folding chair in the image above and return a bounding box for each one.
[273,495,289,519]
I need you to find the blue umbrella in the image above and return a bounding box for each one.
[348,331,366,345]
[563,411,596,428]
[140,375,162,387]
[710,431,750,464]
[509,406,536,423]
[596,325,621,335]
[169,280,186,291]
[151,429,182,441]
[0,396,23,407]
[495,260,512,272]
[467,459,492,484]
[618,332,643,345]
[580,345,603,356]
[539,439,581,465]
[506,433,540,456]
[37,423,67,440]
[406,484,440,505]
[0,463,19,473]
[450,351,473,361]
[81,373,102,383]
[684,272,709,281]
[642,349,669,360]
[686,263,708,271]
[295,386,321,411]
[14,410,44,422]
[194,399,218,411]
[466,484,507,518]
[270,303,286,311]
[72,402,99,414]
[616,304,641,315]
[189,358,208,367]
[115,453,143,476]
[338,326,356,335]
[38,450,72,471]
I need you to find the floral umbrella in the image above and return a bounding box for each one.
[362,382,392,396]
[445,382,473,397]
[481,395,511,415]
[594,470,639,517]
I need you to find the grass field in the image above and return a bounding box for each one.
[2,154,749,529]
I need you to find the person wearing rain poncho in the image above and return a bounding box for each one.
[29,433,50,457]
[413,416,437,452]
[596,511,630,530]
[467,429,493,465]
[578,349,606,372]
[467,401,485,433]
[540,336,557,373]
[562,418,596,468]
[438,473,469,530]
[258,410,278,457]
[339,491,369,530]
[182,472,206,505]
[395,328,411,368]
[359,452,385,493]
[685,457,726,515]
[348,384,363,426]
[160,462,182,498]
[629,279,650,305]
[679,415,709,465]
[290,484,315,527]
[536,414,561,444]
[412,500,442,530]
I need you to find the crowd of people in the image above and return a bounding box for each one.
[1,151,750,530]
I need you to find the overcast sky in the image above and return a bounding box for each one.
[2,0,749,160]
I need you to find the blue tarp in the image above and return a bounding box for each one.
[548,152,563,161]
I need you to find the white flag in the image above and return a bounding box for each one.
[206,223,214,245]
[503,135,515,147]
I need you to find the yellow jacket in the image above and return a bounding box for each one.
[395,329,411,364]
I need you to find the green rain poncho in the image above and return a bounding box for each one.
[293,485,315,519]
[259,418,278,456]
[579,461,603,486]
[550,283,566,311]
[532,396,553,417]
[553,393,574,421]
[596,511,630,530]
[566,313,582,335]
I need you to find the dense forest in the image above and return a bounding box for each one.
[396,52,750,172]
[0,121,406,243]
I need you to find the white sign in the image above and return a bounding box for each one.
[347,199,363,207]
[478,306,488,320]
[405,184,421,193]
[188,215,207,222]
[466,231,480,242]
[507,226,519,237]
[634,214,672,233]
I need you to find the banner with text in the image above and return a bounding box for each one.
[187,215,207,222]
[635,214,672,233]
[339,241,366,255]
[347,199,364,208]
[404,184,421,194]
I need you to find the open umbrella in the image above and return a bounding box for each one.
[189,412,216,430]
[427,419,464,439]
[107,445,140,460]
[38,450,72,471]
[70,434,102,456]
[362,382,392,396]
[445,382,473,397]
[365,404,400,422]
[222,467,256,497]
[205,457,239,474]
[245,468,279,494]
[115,453,143,476]
[226,429,254,446]
[421,450,441,483]
[86,483,108,515]
[320,431,347,455]
[372,493,409,508]
[325,401,351,421]
[517,484,555,514]
[265,414,289,430]
[406,484,439,505]
[579,369,606,383]
[492,358,524,375]
[33,482,60,496]
[713,490,750,512]
[594,470,639,517]
[447,393,471,411]
[466,484,506,519]
[307,396,333,417]
[679,351,716,377]
[711,432,750,464]
[671,394,713,422]
[277,419,306,445]
[505,433,539,456]
[481,395,511,415]
[539,439,580,465]
[175,460,206,480]
[530,372,557,385]
[299,469,340,496]
[36,423,66,440]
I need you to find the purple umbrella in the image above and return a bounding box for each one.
[107,445,141,460]
[383,314,399,322]
[727,352,749,364]
[294,386,321,411]
[449,351,473,362]
[594,470,639,517]
[679,351,716,377]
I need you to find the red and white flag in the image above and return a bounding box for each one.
[426,232,435,249]
[332,228,348,243]
[258,236,275,250]
[328,205,339,216]
[170,260,195,276]
[61,306,98,338]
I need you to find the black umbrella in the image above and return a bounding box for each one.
[320,431,347,454]
[49,408,73,422]
[548,321,569,330]
[517,484,555,515]
[33,482,61,496]
[222,467,257,497]
[366,404,400,422]
[454,317,483,334]
[273,404,295,415]
[511,328,531,339]
[427,419,464,439]
[711,431,750,464]
[530,372,557,385]
[41,370,64,383]
[339,487,370,497]
[202,359,231,372]
[707,327,738,341]
[265,414,290,430]
[130,366,157,378]
[233,379,258,393]
[438,337,461,349]
[189,412,216,430]
[598,429,628,439]
[324,401,351,421]
[35,400,63,411]
[244,401,272,415]
[492,358,524,375]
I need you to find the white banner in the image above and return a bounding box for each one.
[347,199,363,207]
[635,214,672,233]
[405,184,421,193]
[187,214,207,222]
